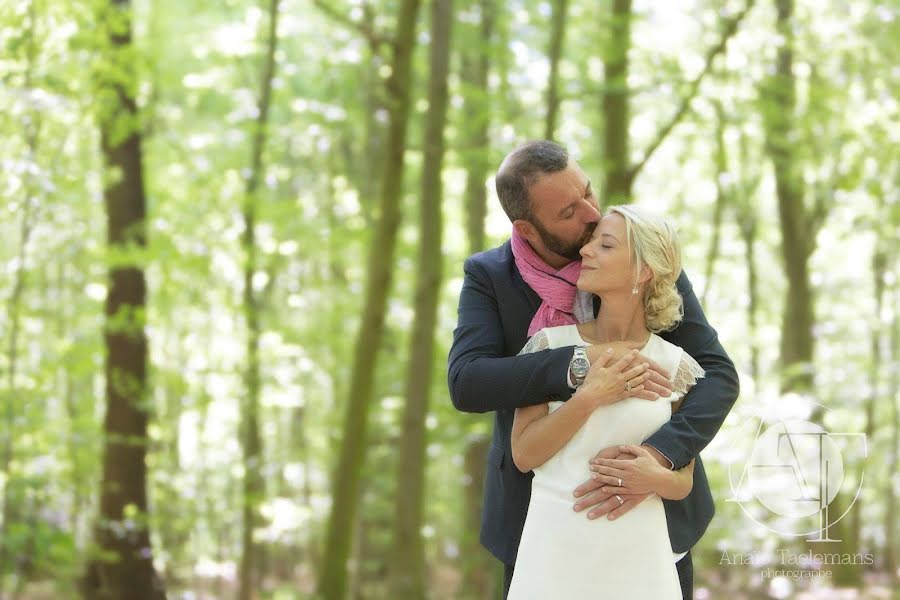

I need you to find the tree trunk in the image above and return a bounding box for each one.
[459,0,494,256]
[0,3,40,588]
[733,133,761,383]
[601,0,632,205]
[738,214,760,382]
[761,0,815,394]
[850,248,886,555]
[544,0,568,140]
[81,2,164,598]
[602,0,755,204]
[238,1,280,599]
[886,283,899,582]
[702,105,729,307]
[459,434,494,599]
[318,0,423,597]
[388,0,452,597]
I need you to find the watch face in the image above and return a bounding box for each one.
[572,358,590,377]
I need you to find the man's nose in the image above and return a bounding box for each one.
[581,201,601,222]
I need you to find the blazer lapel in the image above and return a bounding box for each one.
[513,265,542,315]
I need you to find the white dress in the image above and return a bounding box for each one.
[507,325,704,600]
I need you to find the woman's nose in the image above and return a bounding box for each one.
[580,243,592,259]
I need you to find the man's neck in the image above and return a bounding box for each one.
[530,243,571,271]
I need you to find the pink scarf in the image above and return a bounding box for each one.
[511,228,581,336]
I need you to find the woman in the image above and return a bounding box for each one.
[506,205,704,599]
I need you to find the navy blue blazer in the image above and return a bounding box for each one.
[448,240,740,565]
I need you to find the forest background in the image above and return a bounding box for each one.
[0,0,898,599]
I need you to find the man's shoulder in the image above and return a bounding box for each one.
[464,240,514,275]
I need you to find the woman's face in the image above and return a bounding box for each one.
[576,213,636,295]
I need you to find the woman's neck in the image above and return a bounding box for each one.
[577,292,650,344]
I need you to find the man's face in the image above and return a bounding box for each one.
[522,161,601,265]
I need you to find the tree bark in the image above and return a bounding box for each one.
[886,284,899,582]
[738,213,760,382]
[850,247,886,559]
[544,0,568,140]
[702,103,728,307]
[81,2,164,598]
[318,0,423,597]
[601,0,632,205]
[733,135,761,383]
[0,3,40,588]
[459,0,494,256]
[237,1,280,599]
[459,434,494,599]
[388,0,453,597]
[761,0,816,394]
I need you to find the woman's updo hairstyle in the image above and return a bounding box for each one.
[607,205,683,333]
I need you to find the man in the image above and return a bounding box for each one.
[447,140,739,599]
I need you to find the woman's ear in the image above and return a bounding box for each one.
[638,264,652,285]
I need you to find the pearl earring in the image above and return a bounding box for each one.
[632,286,639,295]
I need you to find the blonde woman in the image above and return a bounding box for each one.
[507,206,705,599]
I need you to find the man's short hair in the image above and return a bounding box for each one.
[495,140,569,223]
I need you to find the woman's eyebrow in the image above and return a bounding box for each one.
[601,233,619,242]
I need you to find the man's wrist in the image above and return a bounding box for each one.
[642,444,674,470]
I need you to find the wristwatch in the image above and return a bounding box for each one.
[569,346,590,388]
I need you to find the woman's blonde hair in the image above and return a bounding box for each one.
[607,205,683,333]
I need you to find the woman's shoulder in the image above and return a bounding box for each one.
[646,334,689,376]
[540,324,584,349]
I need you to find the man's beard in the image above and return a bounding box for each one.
[532,220,597,262]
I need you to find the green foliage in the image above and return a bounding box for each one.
[0,0,898,598]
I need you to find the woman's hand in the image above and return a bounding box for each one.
[588,444,671,496]
[585,342,674,398]
[575,349,657,409]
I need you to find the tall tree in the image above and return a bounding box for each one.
[237,0,281,598]
[887,281,900,583]
[388,0,453,596]
[760,0,817,393]
[317,0,423,597]
[601,0,755,204]
[701,100,729,307]
[458,0,495,255]
[600,0,632,205]
[731,132,762,383]
[849,240,887,558]
[81,1,164,598]
[543,0,568,140]
[0,1,40,588]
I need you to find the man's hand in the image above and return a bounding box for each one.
[588,445,670,496]
[585,342,673,398]
[572,445,653,520]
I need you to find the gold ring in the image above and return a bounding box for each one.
[618,478,622,487]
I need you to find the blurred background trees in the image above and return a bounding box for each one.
[0,0,897,598]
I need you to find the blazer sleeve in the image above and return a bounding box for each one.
[447,256,575,413]
[644,271,740,469]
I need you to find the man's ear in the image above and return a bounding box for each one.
[513,219,539,244]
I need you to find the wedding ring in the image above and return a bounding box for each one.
[615,495,624,506]
[625,380,632,391]
[618,478,622,487]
